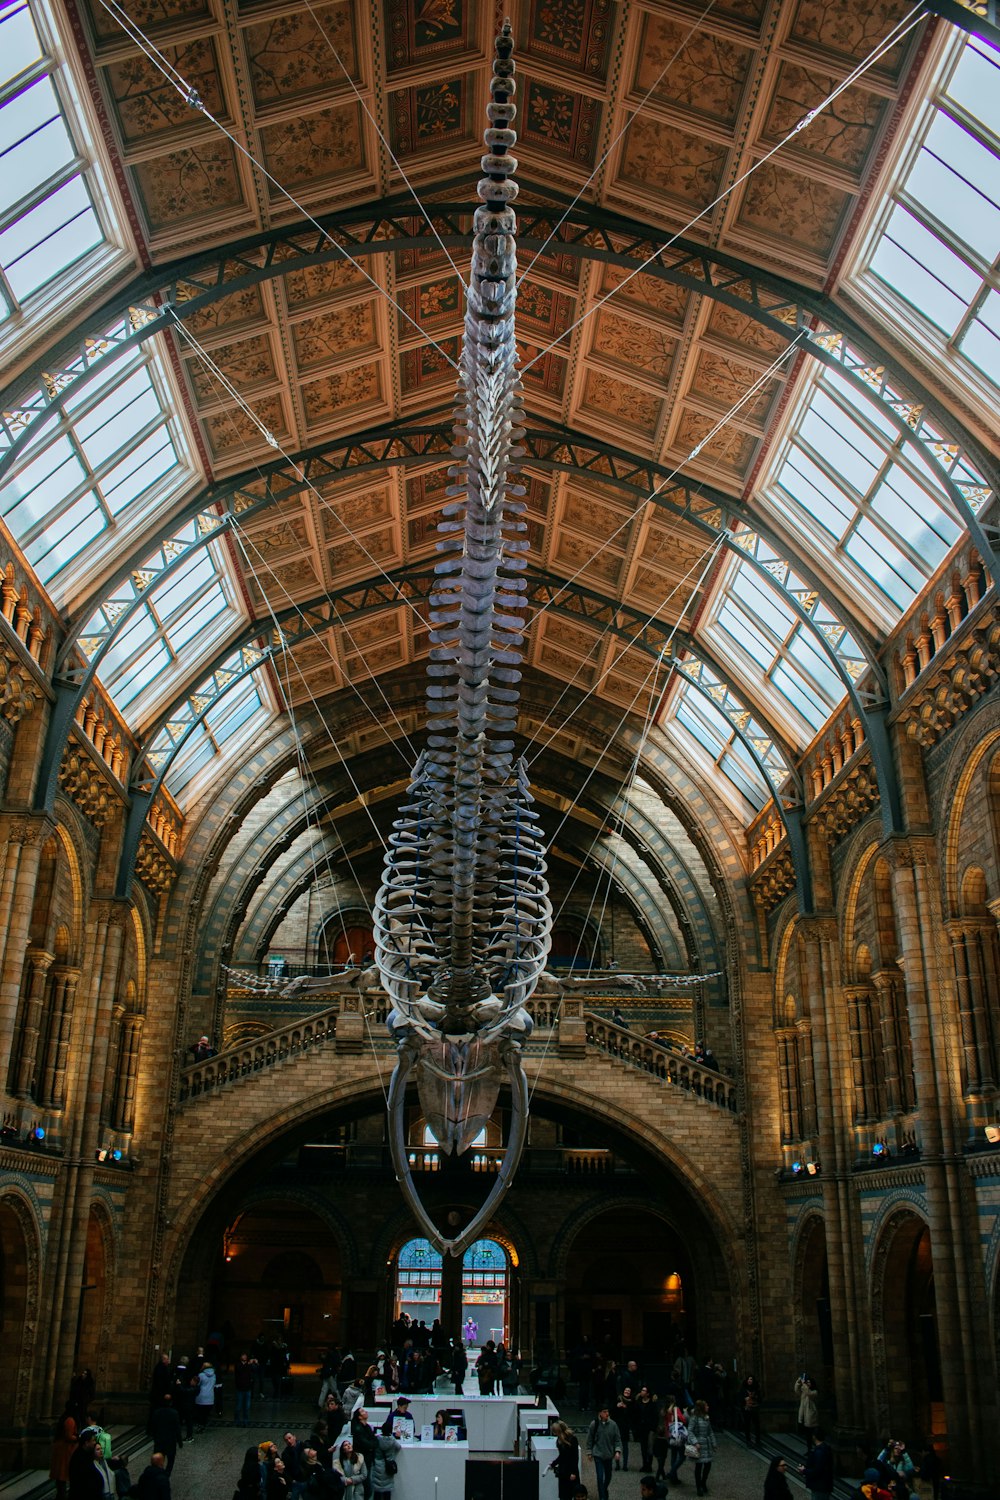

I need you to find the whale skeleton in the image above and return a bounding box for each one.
[373,21,553,1257]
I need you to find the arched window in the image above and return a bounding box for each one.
[461,1239,509,1349]
[396,1237,442,1324]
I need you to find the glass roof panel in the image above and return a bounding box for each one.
[0,342,199,597]
[165,678,270,801]
[851,31,999,410]
[671,686,770,812]
[0,2,107,320]
[763,364,965,621]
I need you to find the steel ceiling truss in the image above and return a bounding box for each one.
[1,194,995,561]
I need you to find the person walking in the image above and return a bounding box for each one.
[234,1352,255,1428]
[764,1456,793,1500]
[686,1399,717,1496]
[50,1405,78,1500]
[586,1405,623,1500]
[549,1420,581,1500]
[149,1395,182,1475]
[802,1430,834,1500]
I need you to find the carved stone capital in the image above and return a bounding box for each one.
[877,834,936,873]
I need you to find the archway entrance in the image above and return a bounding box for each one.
[796,1217,833,1390]
[211,1201,342,1366]
[76,1209,110,1382]
[0,1198,34,1444]
[876,1214,941,1443]
[461,1239,509,1349]
[563,1208,694,1365]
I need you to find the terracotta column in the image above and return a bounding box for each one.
[40,900,128,1408]
[775,1028,798,1142]
[0,815,53,1096]
[796,917,867,1436]
[883,836,995,1478]
[111,1013,144,1133]
[11,945,55,1097]
[38,966,80,1109]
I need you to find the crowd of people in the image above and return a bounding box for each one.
[54,1331,944,1500]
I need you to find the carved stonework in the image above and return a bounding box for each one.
[750,849,795,912]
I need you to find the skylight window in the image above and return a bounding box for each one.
[763,370,962,619]
[0,1,104,321]
[164,679,270,801]
[1,343,199,601]
[705,561,850,739]
[852,31,1000,401]
[79,545,241,724]
[668,683,770,813]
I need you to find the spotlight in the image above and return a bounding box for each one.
[96,1148,109,1162]
[985,1124,1000,1144]
[32,1126,45,1141]
[872,1141,887,1157]
[806,1162,819,1176]
[791,1161,803,1175]
[111,1148,123,1162]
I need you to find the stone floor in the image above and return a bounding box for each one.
[123,1392,804,1500]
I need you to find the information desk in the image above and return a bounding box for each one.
[373,1396,558,1453]
[392,1438,468,1500]
[528,1434,559,1500]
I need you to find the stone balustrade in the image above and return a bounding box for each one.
[584,1016,738,1112]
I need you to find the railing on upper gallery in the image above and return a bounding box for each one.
[179,986,736,1114]
[584,1016,739,1113]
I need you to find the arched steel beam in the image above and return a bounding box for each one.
[50,419,881,809]
[61,417,883,692]
[168,682,721,993]
[237,816,691,976]
[112,564,805,900]
[2,189,995,565]
[221,770,696,978]
[125,564,802,799]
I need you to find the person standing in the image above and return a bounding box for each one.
[549,1420,581,1500]
[234,1351,255,1428]
[740,1374,762,1448]
[172,1356,195,1441]
[586,1405,623,1500]
[450,1338,468,1395]
[149,1394,182,1474]
[67,1428,104,1500]
[50,1405,78,1499]
[686,1399,717,1496]
[194,1360,217,1429]
[802,1429,834,1500]
[371,1430,401,1500]
[795,1375,819,1451]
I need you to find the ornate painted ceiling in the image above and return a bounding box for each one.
[62,0,928,713]
[3,0,996,924]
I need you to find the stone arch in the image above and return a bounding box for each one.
[550,1191,741,1368]
[938,700,1000,914]
[772,911,799,1026]
[158,1065,743,1371]
[791,1212,832,1389]
[0,1189,42,1449]
[869,1206,940,1445]
[960,865,990,915]
[77,1199,115,1390]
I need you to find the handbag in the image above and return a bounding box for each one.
[684,1440,700,1460]
[385,1459,398,1476]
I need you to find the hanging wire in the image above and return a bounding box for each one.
[520,4,926,374]
[96,0,460,370]
[301,0,468,291]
